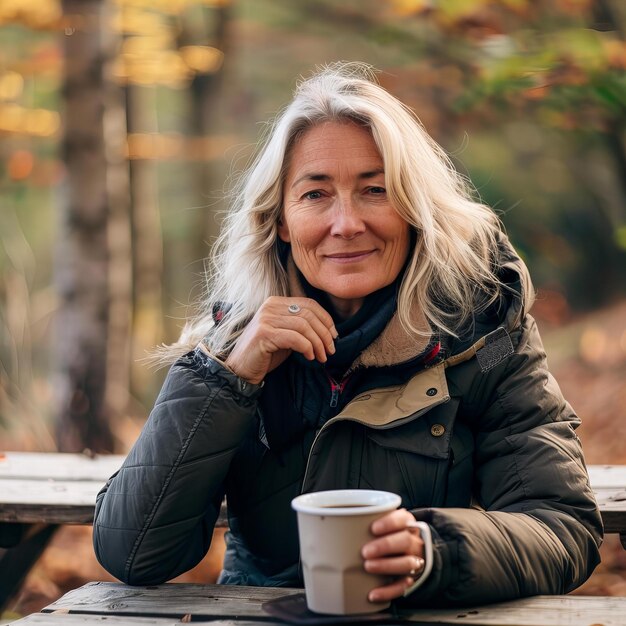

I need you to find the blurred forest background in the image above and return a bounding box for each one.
[1,0,625,616]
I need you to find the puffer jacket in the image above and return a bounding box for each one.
[93,239,602,607]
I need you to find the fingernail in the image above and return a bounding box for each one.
[368,592,378,602]
[362,546,374,558]
[331,326,339,338]
[328,341,336,354]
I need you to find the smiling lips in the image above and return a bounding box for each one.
[324,250,376,263]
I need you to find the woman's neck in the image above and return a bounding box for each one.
[326,295,364,320]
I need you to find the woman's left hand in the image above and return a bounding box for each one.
[361,508,426,603]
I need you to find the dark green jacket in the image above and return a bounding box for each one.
[93,244,602,606]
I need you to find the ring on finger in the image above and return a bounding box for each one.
[288,304,301,314]
[409,556,425,578]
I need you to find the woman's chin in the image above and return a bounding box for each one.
[320,277,392,303]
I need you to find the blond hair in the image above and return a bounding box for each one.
[167,62,533,359]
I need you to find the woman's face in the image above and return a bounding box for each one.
[279,120,411,319]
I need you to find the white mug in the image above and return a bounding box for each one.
[292,489,401,615]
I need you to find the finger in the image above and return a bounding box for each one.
[364,555,424,578]
[265,297,336,357]
[285,297,338,339]
[362,529,423,560]
[262,328,319,362]
[370,508,416,535]
[301,298,338,338]
[298,306,337,354]
[278,313,335,362]
[255,300,330,361]
[368,577,415,603]
[283,303,338,356]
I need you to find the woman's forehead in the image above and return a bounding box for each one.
[285,121,384,185]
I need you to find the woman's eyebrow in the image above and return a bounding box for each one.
[359,168,385,180]
[291,168,385,188]
[291,173,331,187]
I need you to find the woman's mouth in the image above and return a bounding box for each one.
[324,250,376,263]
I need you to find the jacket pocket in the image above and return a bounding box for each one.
[364,400,460,508]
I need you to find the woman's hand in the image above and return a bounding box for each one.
[225,297,338,384]
[361,508,426,603]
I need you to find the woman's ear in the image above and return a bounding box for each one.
[277,217,291,243]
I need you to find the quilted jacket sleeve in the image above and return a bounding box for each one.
[404,315,603,606]
[93,349,262,585]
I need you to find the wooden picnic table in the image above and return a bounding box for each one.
[0,452,125,524]
[7,581,626,626]
[586,464,626,546]
[1,452,625,614]
[1,453,623,534]
[0,452,126,611]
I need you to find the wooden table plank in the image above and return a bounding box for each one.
[402,595,626,625]
[43,582,301,620]
[9,614,268,626]
[0,453,124,481]
[5,614,181,626]
[0,480,105,524]
[587,465,626,489]
[0,479,105,505]
[0,481,229,527]
[0,456,624,535]
[593,488,626,535]
[0,452,123,525]
[3,456,621,487]
[2,455,621,489]
[42,583,626,626]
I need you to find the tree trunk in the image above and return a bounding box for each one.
[125,83,164,396]
[187,4,231,260]
[55,0,131,453]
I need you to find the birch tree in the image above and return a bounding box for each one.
[55,0,131,452]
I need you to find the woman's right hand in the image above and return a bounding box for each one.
[224,297,338,384]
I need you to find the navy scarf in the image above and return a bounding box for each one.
[258,272,401,452]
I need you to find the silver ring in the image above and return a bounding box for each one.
[288,304,301,315]
[409,556,424,577]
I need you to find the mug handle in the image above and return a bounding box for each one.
[403,521,434,597]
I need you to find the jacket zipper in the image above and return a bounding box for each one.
[326,372,351,408]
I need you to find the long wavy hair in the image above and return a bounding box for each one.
[165,62,533,360]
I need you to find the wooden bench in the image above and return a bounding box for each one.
[6,581,626,625]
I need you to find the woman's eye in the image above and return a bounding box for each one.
[303,190,323,200]
[367,186,386,195]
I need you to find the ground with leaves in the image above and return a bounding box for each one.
[6,299,626,617]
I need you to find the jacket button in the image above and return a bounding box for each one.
[430,424,445,437]
[426,387,438,396]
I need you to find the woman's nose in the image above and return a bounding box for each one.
[329,195,366,238]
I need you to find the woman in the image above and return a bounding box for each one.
[93,63,602,607]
